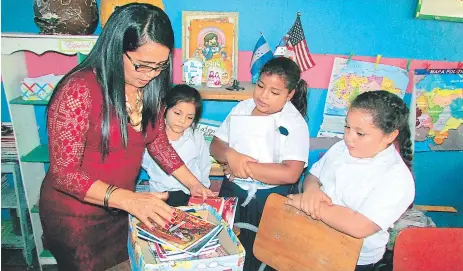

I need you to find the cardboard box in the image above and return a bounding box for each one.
[128,206,245,271]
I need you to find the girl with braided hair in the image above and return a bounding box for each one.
[286,90,415,271]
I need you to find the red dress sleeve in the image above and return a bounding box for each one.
[146,107,185,174]
[47,76,94,200]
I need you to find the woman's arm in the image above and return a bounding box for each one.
[47,77,98,200]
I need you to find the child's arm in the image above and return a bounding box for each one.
[246,119,310,185]
[286,173,333,218]
[209,136,230,164]
[319,166,415,239]
[246,160,305,185]
[318,203,380,239]
[210,136,257,179]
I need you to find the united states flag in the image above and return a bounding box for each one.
[287,16,315,71]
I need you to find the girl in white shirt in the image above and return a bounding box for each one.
[286,90,415,271]
[142,84,211,207]
[211,57,310,270]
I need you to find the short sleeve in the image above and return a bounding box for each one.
[195,130,212,188]
[280,121,310,166]
[357,166,415,231]
[309,140,344,181]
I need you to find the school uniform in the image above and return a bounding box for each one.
[142,127,211,207]
[310,140,415,267]
[215,98,310,271]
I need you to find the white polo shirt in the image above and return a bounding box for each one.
[310,140,415,265]
[214,98,310,191]
[142,127,211,194]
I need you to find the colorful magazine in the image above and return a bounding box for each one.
[136,208,223,254]
[188,196,238,230]
[148,241,229,262]
[150,238,222,262]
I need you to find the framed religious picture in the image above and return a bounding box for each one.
[182,11,239,86]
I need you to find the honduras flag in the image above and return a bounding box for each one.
[250,34,273,83]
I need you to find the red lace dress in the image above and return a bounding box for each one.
[39,70,184,270]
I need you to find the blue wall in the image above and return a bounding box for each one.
[2,0,462,61]
[2,0,462,226]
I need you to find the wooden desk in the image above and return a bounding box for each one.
[254,194,363,271]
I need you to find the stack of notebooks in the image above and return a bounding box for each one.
[137,207,228,262]
[1,123,18,161]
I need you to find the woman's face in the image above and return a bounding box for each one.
[123,41,170,89]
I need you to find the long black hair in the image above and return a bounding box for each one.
[47,3,174,159]
[260,57,309,117]
[350,91,413,169]
[163,84,203,129]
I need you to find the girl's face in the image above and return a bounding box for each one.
[123,41,170,89]
[165,101,196,138]
[344,109,398,158]
[253,73,295,116]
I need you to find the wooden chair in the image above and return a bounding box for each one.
[250,193,363,271]
[393,228,463,271]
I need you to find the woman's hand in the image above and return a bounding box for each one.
[189,183,214,201]
[285,185,333,220]
[224,148,257,179]
[121,191,175,231]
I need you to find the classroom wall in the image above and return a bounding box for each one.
[2,0,462,226]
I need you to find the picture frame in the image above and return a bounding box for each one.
[415,0,463,23]
[182,11,239,86]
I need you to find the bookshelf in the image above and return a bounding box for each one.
[1,33,244,269]
[1,33,99,269]
[1,162,35,266]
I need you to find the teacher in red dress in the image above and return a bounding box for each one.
[39,4,213,270]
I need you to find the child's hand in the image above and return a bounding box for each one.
[222,164,236,182]
[286,186,332,220]
[189,183,215,201]
[224,148,257,179]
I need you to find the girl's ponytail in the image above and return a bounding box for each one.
[290,79,308,118]
[396,123,413,170]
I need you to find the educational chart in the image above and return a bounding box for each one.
[414,69,463,151]
[318,58,409,137]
